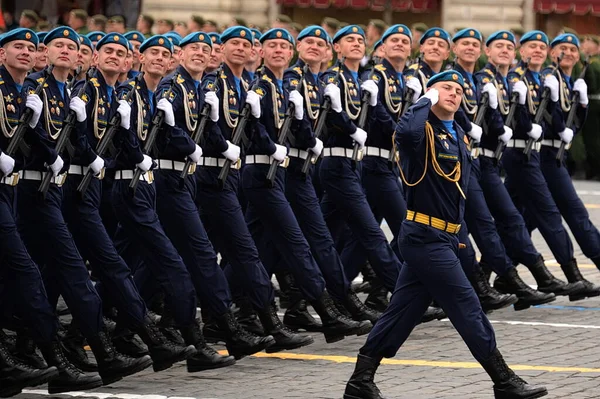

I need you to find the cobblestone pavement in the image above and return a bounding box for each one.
[18,180,600,399]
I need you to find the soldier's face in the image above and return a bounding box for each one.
[297,37,327,64]
[260,39,293,70]
[180,42,211,74]
[122,50,133,73]
[222,38,251,66]
[0,40,36,72]
[248,39,261,64]
[76,46,93,72]
[208,43,223,69]
[47,39,78,69]
[485,40,515,68]
[141,46,171,76]
[383,34,411,62]
[34,43,48,70]
[334,34,365,61]
[420,38,450,64]
[96,43,128,75]
[431,81,463,114]
[552,43,579,69]
[130,40,142,67]
[519,41,547,68]
[452,38,481,64]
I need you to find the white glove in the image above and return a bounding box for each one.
[157,98,175,127]
[136,154,153,172]
[221,140,241,162]
[324,83,342,113]
[246,91,261,118]
[88,155,104,176]
[512,81,527,105]
[0,152,15,176]
[350,127,367,149]
[188,144,203,163]
[498,126,513,144]
[558,127,574,144]
[544,75,559,102]
[117,100,131,129]
[205,91,219,122]
[527,123,542,141]
[573,78,588,106]
[26,94,43,128]
[362,80,379,107]
[271,144,288,162]
[405,78,422,103]
[482,83,498,110]
[289,90,304,120]
[49,155,64,177]
[467,123,482,143]
[69,97,87,122]
[422,88,439,106]
[310,138,323,158]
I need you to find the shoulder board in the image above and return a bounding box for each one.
[0,80,4,85]
[408,63,419,71]
[128,80,136,87]
[513,67,525,77]
[290,79,299,86]
[254,87,265,97]
[90,77,100,87]
[262,75,272,83]
[293,66,302,74]
[176,75,185,84]
[36,77,44,84]
[374,64,386,72]
[483,68,494,78]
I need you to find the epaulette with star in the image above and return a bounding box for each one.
[90,77,100,87]
[374,64,386,72]
[176,75,185,85]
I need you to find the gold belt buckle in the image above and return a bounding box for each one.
[144,170,154,183]
[232,158,242,170]
[280,156,290,169]
[188,163,197,174]
[9,172,19,186]
[55,172,68,187]
[96,167,106,180]
[356,149,364,161]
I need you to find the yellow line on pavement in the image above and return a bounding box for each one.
[545,262,596,269]
[585,204,600,209]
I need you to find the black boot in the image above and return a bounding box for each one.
[284,298,323,332]
[179,319,236,372]
[352,262,376,294]
[256,304,314,353]
[39,340,103,394]
[560,259,600,301]
[234,296,264,336]
[275,272,294,309]
[527,256,585,297]
[494,268,556,311]
[0,340,58,398]
[310,291,372,344]
[364,278,389,312]
[480,348,547,399]
[469,266,518,314]
[215,310,275,360]
[13,333,47,369]
[87,330,153,385]
[420,306,446,323]
[136,316,197,372]
[157,311,186,346]
[112,328,150,359]
[61,322,98,372]
[343,353,386,399]
[342,291,381,324]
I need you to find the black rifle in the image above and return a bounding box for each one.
[67,66,82,92]
[493,58,531,162]
[1,65,54,177]
[180,64,224,185]
[217,75,263,189]
[523,52,564,161]
[77,72,145,197]
[38,67,95,198]
[300,57,345,177]
[556,56,590,166]
[399,52,422,117]
[266,64,309,187]
[129,73,178,195]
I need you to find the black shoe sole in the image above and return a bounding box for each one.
[514,295,556,311]
[48,378,104,394]
[482,296,519,313]
[283,320,324,332]
[0,388,22,398]
[494,387,548,399]
[152,345,197,372]
[187,356,236,372]
[265,336,314,353]
[226,338,275,360]
[100,356,153,385]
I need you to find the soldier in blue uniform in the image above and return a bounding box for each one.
[123,30,144,78]
[74,35,94,81]
[197,26,315,352]
[404,27,451,95]
[344,70,548,399]
[539,33,600,283]
[0,28,102,396]
[19,26,152,387]
[87,31,105,47]
[503,30,600,299]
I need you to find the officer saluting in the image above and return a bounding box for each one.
[344,70,548,399]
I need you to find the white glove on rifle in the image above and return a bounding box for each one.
[310,138,323,158]
[467,123,482,143]
[362,80,379,106]
[558,127,573,144]
[221,140,241,162]
[350,127,367,149]
[246,91,261,118]
[405,78,422,103]
[49,155,64,177]
[498,126,513,144]
[573,78,588,106]
[117,100,131,129]
[512,81,527,105]
[289,90,304,120]
[26,94,43,128]
[271,144,288,162]
[69,97,87,122]
[204,91,220,122]
[527,123,542,140]
[0,152,15,176]
[421,88,439,106]
[157,98,175,127]
[324,83,342,113]
[544,75,559,102]
[136,154,153,172]
[88,156,104,176]
[482,82,498,110]
[188,144,203,163]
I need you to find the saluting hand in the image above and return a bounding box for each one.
[422,88,439,106]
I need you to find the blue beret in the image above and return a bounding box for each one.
[43,26,80,48]
[96,32,129,51]
[420,27,450,45]
[139,34,173,54]
[180,31,213,48]
[485,30,516,47]
[164,32,182,47]
[373,39,382,52]
[251,28,262,42]
[36,31,48,43]
[220,26,252,44]
[0,28,39,47]
[208,32,221,45]
[551,33,580,48]
[78,34,93,50]
[124,31,145,43]
[297,25,330,43]
[332,25,365,44]
[520,30,549,46]
[259,28,294,45]
[426,70,465,89]
[381,24,412,43]
[87,31,106,42]
[452,28,482,43]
